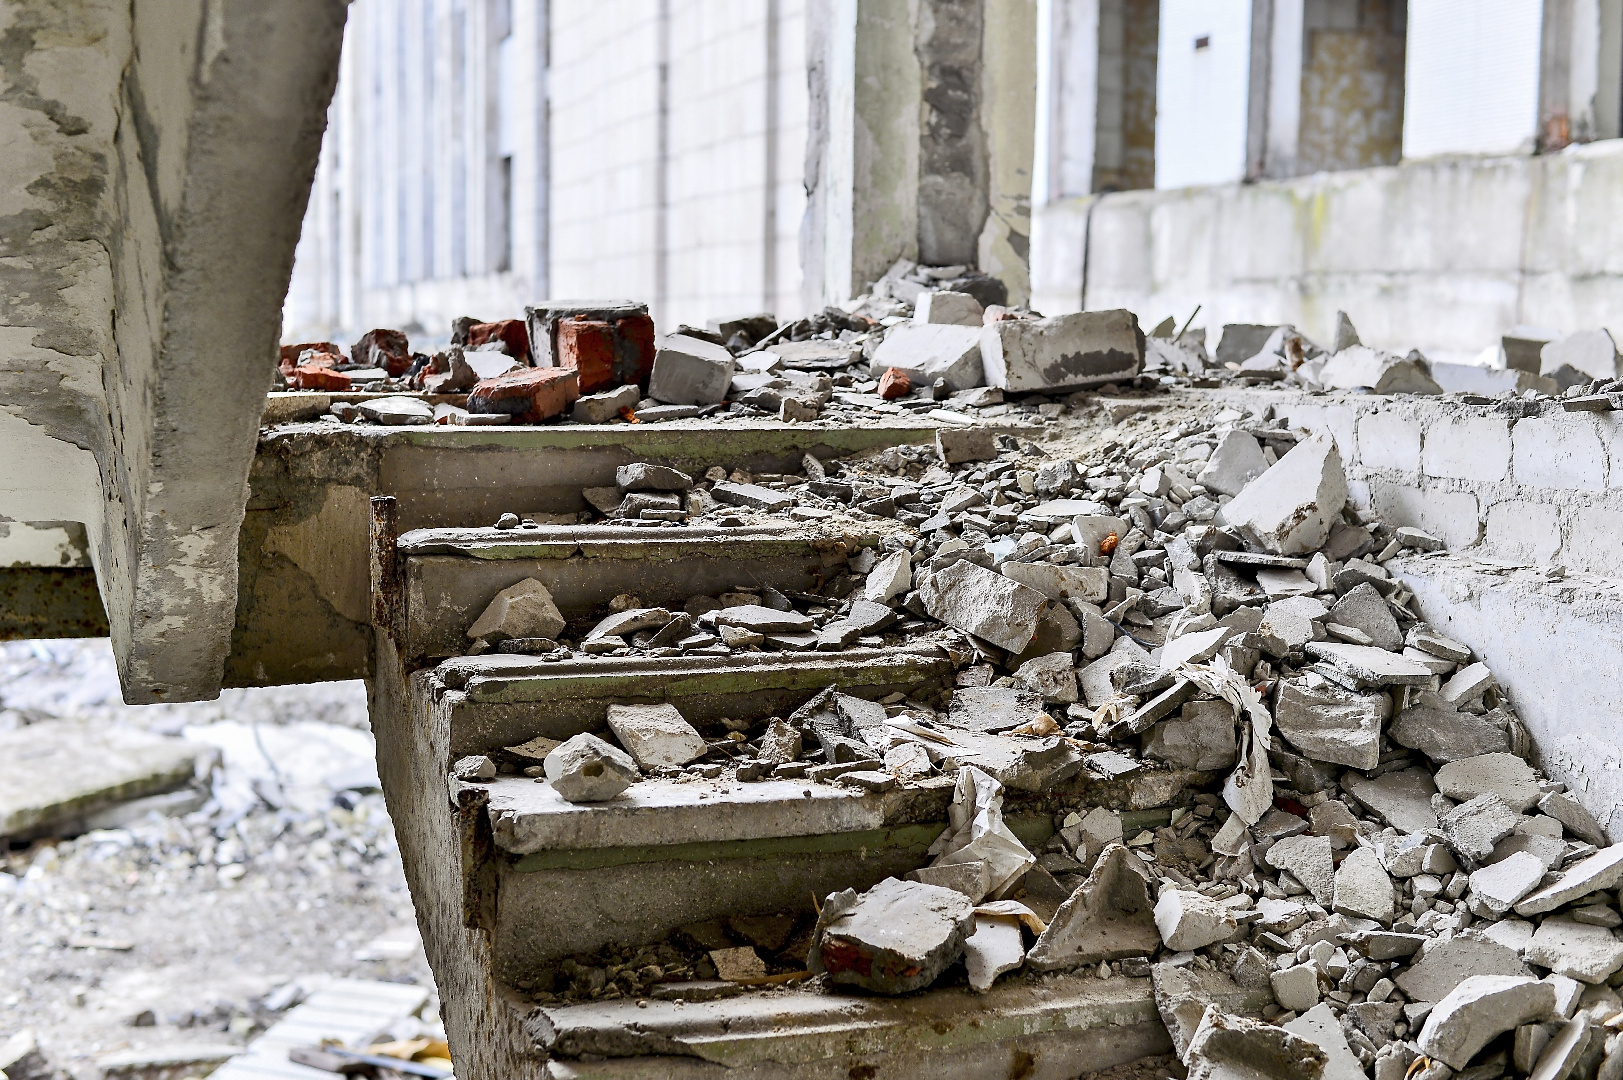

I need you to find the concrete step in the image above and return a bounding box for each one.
[232,419,945,686]
[527,972,1256,1080]
[399,522,863,663]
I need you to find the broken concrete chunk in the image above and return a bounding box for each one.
[1517,845,1623,915]
[1284,1003,1366,1080]
[914,289,985,327]
[1272,963,1322,1014]
[1334,846,1395,924]
[1440,662,1497,709]
[1408,626,1471,663]
[1318,346,1442,395]
[946,686,1046,733]
[756,719,802,767]
[1417,975,1558,1070]
[1442,793,1523,865]
[468,578,567,643]
[935,427,998,465]
[1026,843,1159,971]
[1197,430,1268,497]
[713,605,814,633]
[709,945,768,982]
[999,561,1110,604]
[918,559,1047,654]
[864,549,913,603]
[588,606,673,641]
[1397,936,1533,1002]
[710,481,796,512]
[1012,652,1077,704]
[964,911,1026,992]
[1344,768,1440,833]
[543,734,640,803]
[979,309,1144,393]
[1470,850,1549,916]
[1437,753,1543,813]
[605,704,706,770]
[1304,642,1434,689]
[1541,791,1608,847]
[869,323,985,391]
[571,383,641,423]
[1143,698,1237,772]
[1267,834,1337,906]
[1330,583,1402,652]
[1220,434,1348,555]
[1273,678,1388,771]
[1541,328,1622,382]
[648,334,735,404]
[616,463,693,491]
[1159,625,1233,671]
[1185,1009,1328,1080]
[1526,915,1623,985]
[814,877,976,994]
[1155,889,1240,952]
[1389,691,1512,764]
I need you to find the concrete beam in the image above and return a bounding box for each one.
[0,0,346,702]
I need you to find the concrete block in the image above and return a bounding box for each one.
[1484,500,1562,564]
[1370,481,1481,549]
[1220,434,1348,554]
[914,290,984,326]
[979,310,1144,393]
[1541,329,1621,382]
[1198,430,1269,496]
[1525,915,1623,984]
[1563,506,1623,574]
[1025,843,1160,970]
[1357,409,1423,473]
[1319,347,1442,395]
[869,323,984,391]
[570,383,640,424]
[1154,889,1238,951]
[1513,417,1606,491]
[936,427,999,464]
[812,879,975,994]
[605,703,706,770]
[918,560,1047,653]
[1431,362,1557,396]
[1423,415,1512,482]
[648,335,736,405]
[543,734,639,803]
[1417,976,1556,1069]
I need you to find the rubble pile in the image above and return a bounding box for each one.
[477,399,1623,1080]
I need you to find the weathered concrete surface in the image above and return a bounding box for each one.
[1033,141,1623,366]
[0,0,347,703]
[0,719,206,839]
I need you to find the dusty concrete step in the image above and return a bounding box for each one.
[400,523,859,662]
[528,974,1191,1080]
[432,646,954,759]
[231,419,945,687]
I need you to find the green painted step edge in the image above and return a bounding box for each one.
[465,656,948,704]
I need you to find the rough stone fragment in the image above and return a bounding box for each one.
[709,945,768,982]
[1389,691,1512,764]
[543,734,640,803]
[915,290,985,326]
[356,395,434,426]
[616,463,693,492]
[571,383,641,423]
[1541,328,1622,382]
[918,560,1048,653]
[351,327,412,375]
[1529,1015,1598,1080]
[1417,975,1557,1069]
[1318,346,1442,395]
[605,704,706,770]
[869,323,985,391]
[1525,915,1623,985]
[1305,642,1434,688]
[1143,699,1237,772]
[1273,678,1388,771]
[588,607,673,641]
[1330,584,1402,652]
[1344,768,1439,833]
[946,686,1046,734]
[1517,845,1623,916]
[963,912,1025,992]
[1155,889,1239,952]
[1440,662,1497,708]
[1334,847,1394,924]
[1267,834,1336,906]
[756,719,802,767]
[1184,1009,1328,1080]
[1437,753,1542,813]
[468,579,567,643]
[468,366,582,422]
[865,550,913,603]
[1272,963,1322,1013]
[1470,850,1548,916]
[1013,652,1078,704]
[1284,1003,1366,1080]
[1442,793,1522,865]
[1397,937,1534,1002]
[648,334,736,405]
[906,862,991,903]
[1026,843,1159,970]
[1408,626,1471,662]
[1151,965,1257,1061]
[1198,430,1269,497]
[813,878,976,993]
[999,561,1110,604]
[1541,791,1608,847]
[1220,434,1348,555]
[713,605,814,634]
[710,481,795,511]
[1159,625,1233,670]
[1070,806,1125,865]
[935,426,998,465]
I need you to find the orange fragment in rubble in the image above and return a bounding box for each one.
[618,406,640,423]
[1099,532,1119,556]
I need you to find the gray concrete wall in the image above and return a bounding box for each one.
[1032,139,1623,365]
[0,0,345,702]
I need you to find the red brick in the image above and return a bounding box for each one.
[351,328,412,376]
[467,319,530,363]
[279,340,344,375]
[556,317,619,395]
[289,364,351,391]
[613,313,656,389]
[468,366,580,423]
[878,367,911,400]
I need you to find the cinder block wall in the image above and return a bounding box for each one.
[1217,389,1623,576]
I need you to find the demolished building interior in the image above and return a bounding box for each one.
[6,4,1623,1080]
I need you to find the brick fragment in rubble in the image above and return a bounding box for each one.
[289,363,351,391]
[465,318,531,362]
[527,302,656,387]
[877,367,911,400]
[556,314,656,394]
[468,367,581,423]
[350,328,413,376]
[279,341,343,375]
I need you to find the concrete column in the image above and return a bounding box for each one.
[1543,0,1623,146]
[802,0,1036,308]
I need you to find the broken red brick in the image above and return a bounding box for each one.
[467,319,531,363]
[279,341,344,376]
[289,364,351,391]
[614,314,657,389]
[556,317,619,395]
[468,366,580,424]
[878,367,911,400]
[351,329,412,376]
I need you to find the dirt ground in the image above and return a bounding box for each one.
[0,640,434,1075]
